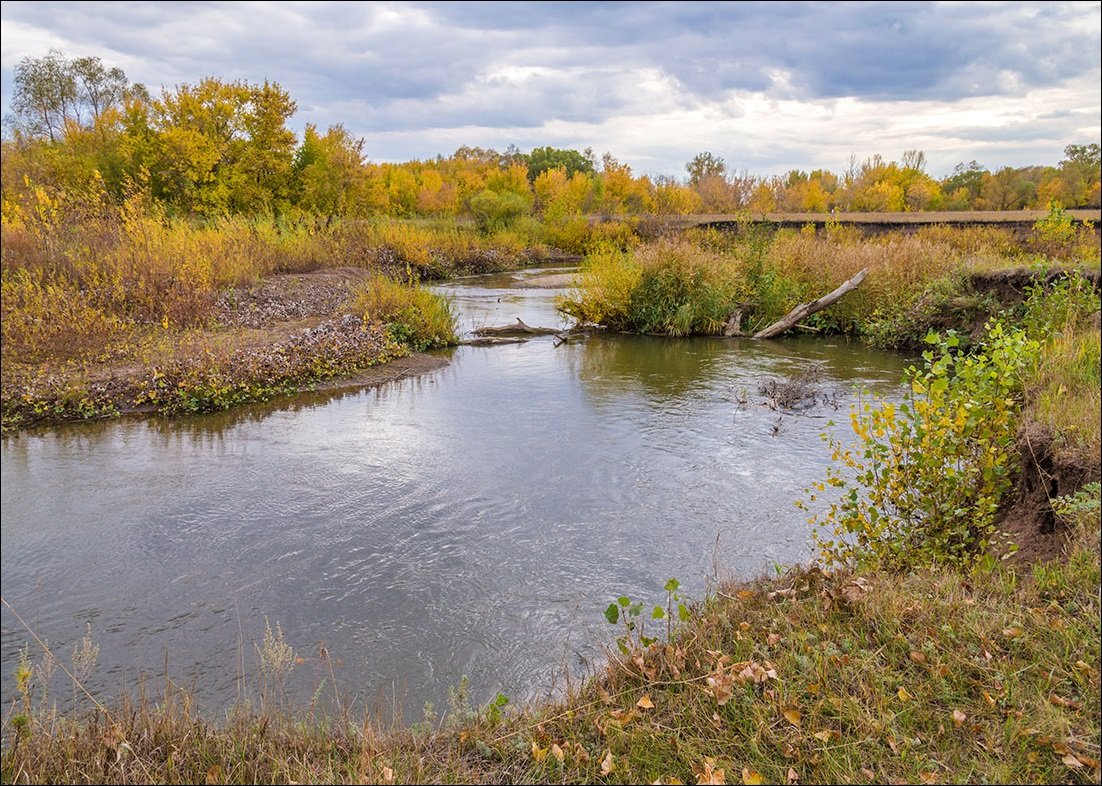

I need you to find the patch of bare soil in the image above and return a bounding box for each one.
[997,424,1101,565]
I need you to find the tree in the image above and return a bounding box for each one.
[1063,143,1101,171]
[941,161,987,207]
[70,56,130,125]
[9,50,138,141]
[525,146,595,183]
[10,50,78,140]
[685,151,726,186]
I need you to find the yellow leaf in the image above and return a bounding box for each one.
[531,741,548,763]
[812,730,838,743]
[782,708,802,728]
[897,687,913,702]
[737,589,756,599]
[601,750,615,776]
[951,709,966,728]
[1073,660,1091,674]
[550,743,564,763]
[637,694,655,710]
[741,768,764,785]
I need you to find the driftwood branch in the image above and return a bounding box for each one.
[753,268,868,339]
[471,317,562,338]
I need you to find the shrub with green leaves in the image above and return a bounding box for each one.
[809,321,1039,569]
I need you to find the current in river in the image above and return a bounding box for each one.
[0,266,908,719]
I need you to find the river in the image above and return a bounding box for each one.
[0,265,908,720]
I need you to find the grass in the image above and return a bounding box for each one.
[3,499,1098,784]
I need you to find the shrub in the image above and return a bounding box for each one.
[809,322,1039,569]
[346,273,457,351]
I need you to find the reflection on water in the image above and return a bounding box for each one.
[0,265,908,720]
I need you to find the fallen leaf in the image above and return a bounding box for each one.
[551,743,564,763]
[739,621,751,631]
[707,672,735,706]
[919,771,938,784]
[1073,660,1091,674]
[812,730,839,743]
[1002,627,1022,638]
[573,743,590,763]
[1063,753,1083,769]
[695,757,727,785]
[897,687,913,702]
[737,589,756,600]
[783,708,802,728]
[909,651,927,665]
[598,687,613,705]
[637,694,655,710]
[381,766,395,785]
[806,682,820,696]
[982,691,997,707]
[786,767,799,784]
[767,633,783,646]
[951,709,966,728]
[861,768,875,779]
[601,750,615,776]
[1050,694,1082,710]
[205,765,223,786]
[1077,753,1101,769]
[741,768,763,785]
[531,741,548,763]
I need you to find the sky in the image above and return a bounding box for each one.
[1,1,1099,180]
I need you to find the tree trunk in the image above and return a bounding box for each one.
[753,268,869,339]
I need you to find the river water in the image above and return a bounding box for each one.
[0,266,908,719]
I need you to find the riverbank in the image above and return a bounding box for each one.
[0,266,457,433]
[3,481,1097,785]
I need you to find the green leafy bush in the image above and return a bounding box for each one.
[809,322,1039,569]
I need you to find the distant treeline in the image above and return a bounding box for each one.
[3,51,1100,224]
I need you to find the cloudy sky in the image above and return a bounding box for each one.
[1,1,1099,178]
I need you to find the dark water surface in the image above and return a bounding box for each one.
[1,267,908,718]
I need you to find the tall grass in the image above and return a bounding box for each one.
[563,226,1100,344]
[346,273,458,351]
[1,198,528,365]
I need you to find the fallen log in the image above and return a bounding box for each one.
[753,268,868,339]
[471,317,562,337]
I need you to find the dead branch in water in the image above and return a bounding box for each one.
[471,318,562,337]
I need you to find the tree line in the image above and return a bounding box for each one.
[3,51,1099,226]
